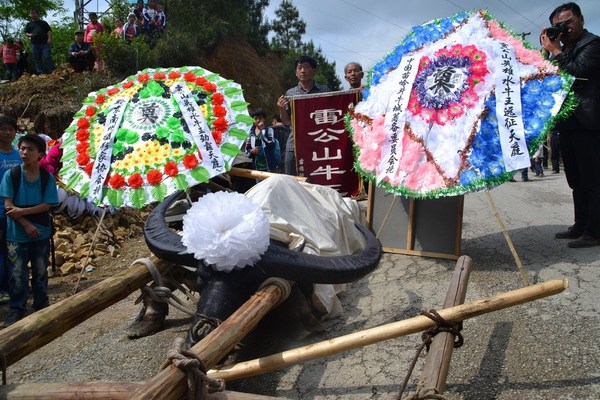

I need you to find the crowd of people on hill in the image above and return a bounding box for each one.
[0,1,167,79]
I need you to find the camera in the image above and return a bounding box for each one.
[546,22,569,41]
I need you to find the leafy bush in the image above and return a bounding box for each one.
[93,33,156,77]
[153,31,200,67]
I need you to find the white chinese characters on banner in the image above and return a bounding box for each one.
[306,108,348,193]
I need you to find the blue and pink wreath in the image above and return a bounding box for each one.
[348,10,576,198]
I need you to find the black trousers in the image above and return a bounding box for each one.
[551,132,560,172]
[560,121,600,238]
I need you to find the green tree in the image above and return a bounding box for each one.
[0,0,64,40]
[270,0,305,52]
[302,40,341,91]
[247,0,270,55]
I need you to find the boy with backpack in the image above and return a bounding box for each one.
[244,109,281,173]
[0,133,58,328]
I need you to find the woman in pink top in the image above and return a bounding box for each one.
[84,12,104,43]
[1,38,20,80]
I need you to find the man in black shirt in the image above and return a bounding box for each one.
[24,9,54,75]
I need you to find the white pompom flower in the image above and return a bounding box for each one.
[181,191,270,272]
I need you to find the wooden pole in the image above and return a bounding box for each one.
[130,280,291,400]
[0,383,285,400]
[0,257,166,368]
[227,167,307,182]
[209,279,568,381]
[416,255,473,398]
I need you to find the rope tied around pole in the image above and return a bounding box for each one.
[132,258,197,316]
[161,337,225,400]
[396,309,464,400]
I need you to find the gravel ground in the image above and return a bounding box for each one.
[1,172,599,399]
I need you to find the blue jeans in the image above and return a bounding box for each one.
[7,239,50,316]
[30,43,54,74]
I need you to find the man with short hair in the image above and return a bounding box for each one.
[541,2,600,248]
[344,62,364,89]
[24,9,54,75]
[277,55,330,175]
[67,31,94,73]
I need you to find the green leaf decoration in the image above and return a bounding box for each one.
[173,174,188,190]
[130,188,147,208]
[150,183,168,202]
[107,188,125,208]
[73,110,85,118]
[139,88,151,99]
[125,130,139,145]
[171,128,186,142]
[147,80,164,96]
[83,96,96,103]
[79,182,90,198]
[235,114,254,125]
[221,142,242,157]
[167,117,181,130]
[224,87,243,97]
[205,73,219,82]
[112,141,126,155]
[62,147,77,161]
[190,166,210,183]
[62,134,76,147]
[59,162,74,175]
[191,68,205,76]
[116,128,129,141]
[66,172,83,190]
[217,79,234,87]
[65,125,76,133]
[156,126,170,139]
[228,127,249,140]
[230,100,250,111]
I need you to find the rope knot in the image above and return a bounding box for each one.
[420,309,463,352]
[161,338,225,400]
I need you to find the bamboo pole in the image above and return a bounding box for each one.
[227,167,307,182]
[416,255,473,398]
[209,279,568,381]
[130,280,291,400]
[0,257,166,368]
[0,384,285,400]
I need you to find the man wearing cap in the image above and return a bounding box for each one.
[277,55,331,175]
[67,31,94,73]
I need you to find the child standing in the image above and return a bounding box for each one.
[0,133,58,328]
[0,116,21,305]
[1,38,21,81]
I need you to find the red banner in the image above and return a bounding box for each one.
[291,90,361,197]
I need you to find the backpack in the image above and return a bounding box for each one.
[261,128,282,172]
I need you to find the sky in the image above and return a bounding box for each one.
[262,0,600,88]
[61,0,600,88]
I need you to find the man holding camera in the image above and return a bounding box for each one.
[540,2,600,248]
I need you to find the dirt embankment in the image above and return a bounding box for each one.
[0,38,285,136]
